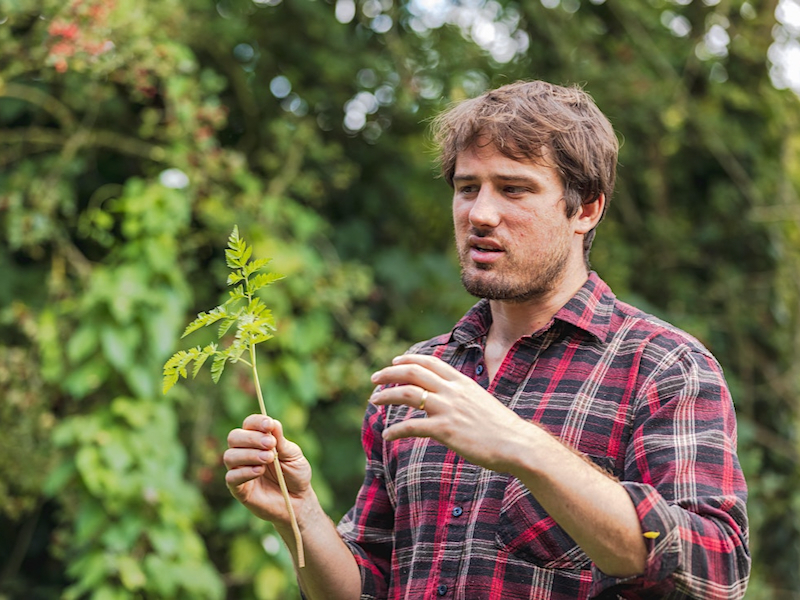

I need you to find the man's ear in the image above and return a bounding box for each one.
[574,193,605,235]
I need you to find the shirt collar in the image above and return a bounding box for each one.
[445,272,615,346]
[553,272,614,343]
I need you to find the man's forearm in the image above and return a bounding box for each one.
[274,489,362,600]
[506,422,647,577]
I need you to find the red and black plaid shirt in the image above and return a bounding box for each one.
[338,273,749,599]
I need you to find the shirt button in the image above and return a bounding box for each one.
[437,584,448,596]
[476,364,484,375]
[452,506,463,517]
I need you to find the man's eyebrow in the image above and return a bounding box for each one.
[452,174,477,182]
[452,173,542,184]
[495,174,540,183]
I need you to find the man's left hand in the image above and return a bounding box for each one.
[369,354,540,472]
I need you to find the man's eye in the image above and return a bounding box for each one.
[504,186,527,195]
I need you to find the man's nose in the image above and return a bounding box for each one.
[468,188,501,228]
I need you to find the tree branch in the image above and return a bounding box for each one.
[0,127,167,162]
[0,82,76,130]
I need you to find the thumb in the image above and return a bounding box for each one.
[272,419,303,460]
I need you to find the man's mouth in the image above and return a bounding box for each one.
[467,235,505,264]
[468,235,504,252]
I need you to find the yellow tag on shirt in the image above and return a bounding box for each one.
[643,531,660,539]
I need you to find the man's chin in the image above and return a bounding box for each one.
[462,274,512,300]
[460,272,549,303]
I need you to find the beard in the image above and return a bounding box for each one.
[458,236,571,304]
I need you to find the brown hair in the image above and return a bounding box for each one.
[431,80,618,264]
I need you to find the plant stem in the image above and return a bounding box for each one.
[249,343,306,568]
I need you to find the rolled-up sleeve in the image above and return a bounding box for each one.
[337,402,394,599]
[591,349,750,599]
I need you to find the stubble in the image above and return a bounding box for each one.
[458,232,571,304]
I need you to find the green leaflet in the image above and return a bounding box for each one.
[248,272,285,295]
[224,225,252,269]
[163,226,283,393]
[210,354,227,384]
[182,307,228,338]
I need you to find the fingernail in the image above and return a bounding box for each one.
[392,356,401,364]
[261,436,272,449]
[258,451,271,462]
[261,419,270,430]
[370,372,379,383]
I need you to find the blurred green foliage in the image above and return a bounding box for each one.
[0,0,798,597]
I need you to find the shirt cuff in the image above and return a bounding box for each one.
[590,482,681,597]
[339,538,387,600]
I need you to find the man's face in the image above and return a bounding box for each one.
[452,142,582,303]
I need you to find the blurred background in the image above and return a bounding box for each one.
[1,0,799,597]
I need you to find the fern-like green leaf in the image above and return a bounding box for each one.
[182,306,228,338]
[244,312,275,334]
[225,249,239,269]
[248,272,285,295]
[228,224,241,247]
[248,297,266,317]
[225,339,248,364]
[218,312,240,338]
[259,313,277,332]
[164,225,284,395]
[240,245,252,265]
[163,374,179,395]
[227,245,252,269]
[210,354,227,383]
[163,349,195,393]
[243,258,272,278]
[228,285,246,302]
[225,226,251,268]
[250,331,274,345]
[162,353,184,394]
[192,344,217,378]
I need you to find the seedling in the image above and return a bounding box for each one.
[163,225,305,567]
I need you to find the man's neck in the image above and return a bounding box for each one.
[484,266,589,378]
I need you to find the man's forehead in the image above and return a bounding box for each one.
[454,141,558,175]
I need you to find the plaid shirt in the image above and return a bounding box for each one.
[337,273,749,599]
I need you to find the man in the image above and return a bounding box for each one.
[224,81,750,599]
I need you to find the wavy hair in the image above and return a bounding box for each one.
[432,81,618,264]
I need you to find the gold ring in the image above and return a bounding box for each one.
[419,389,429,411]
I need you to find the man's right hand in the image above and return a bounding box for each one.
[224,414,362,599]
[224,415,312,525]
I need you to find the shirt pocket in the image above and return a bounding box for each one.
[494,455,616,571]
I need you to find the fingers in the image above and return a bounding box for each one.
[224,446,275,469]
[391,354,463,380]
[224,424,276,475]
[228,417,276,449]
[370,353,459,393]
[231,415,302,462]
[225,417,280,490]
[370,383,431,412]
[370,354,465,391]
[370,354,465,412]
[225,415,280,469]
[371,363,438,390]
[382,417,436,442]
[242,413,273,432]
[225,462,265,489]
